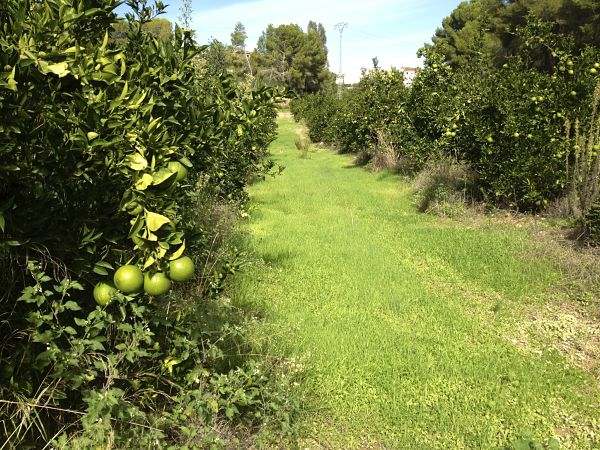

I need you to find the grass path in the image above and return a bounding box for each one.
[234,117,600,448]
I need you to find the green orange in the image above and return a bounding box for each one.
[169,256,195,282]
[114,265,144,293]
[144,272,172,296]
[93,282,117,306]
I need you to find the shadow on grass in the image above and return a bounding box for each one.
[261,248,296,268]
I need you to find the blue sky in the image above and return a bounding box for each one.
[123,0,463,83]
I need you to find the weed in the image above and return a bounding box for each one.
[412,155,477,217]
[370,129,399,172]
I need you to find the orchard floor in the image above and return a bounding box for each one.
[232,116,600,449]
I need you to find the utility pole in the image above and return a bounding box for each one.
[334,22,348,88]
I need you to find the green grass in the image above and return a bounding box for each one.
[234,117,600,449]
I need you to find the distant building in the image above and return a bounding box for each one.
[400,67,420,86]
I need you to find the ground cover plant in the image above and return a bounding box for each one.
[0,0,298,447]
[235,116,600,448]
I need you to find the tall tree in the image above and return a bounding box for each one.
[110,18,173,44]
[230,22,253,76]
[231,22,248,49]
[426,0,600,68]
[253,22,333,94]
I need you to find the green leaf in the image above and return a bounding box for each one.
[74,317,88,327]
[63,301,82,311]
[47,62,70,78]
[93,265,108,276]
[126,153,148,171]
[179,156,193,168]
[143,256,155,269]
[63,326,77,335]
[134,173,153,191]
[146,211,170,232]
[152,167,176,185]
[169,241,186,260]
[100,31,109,52]
[87,131,99,140]
[5,67,17,91]
[0,213,5,232]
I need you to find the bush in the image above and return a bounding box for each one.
[0,0,289,447]
[293,18,600,213]
[291,91,339,143]
[584,203,600,244]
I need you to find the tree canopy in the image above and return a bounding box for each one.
[427,0,600,67]
[252,22,334,94]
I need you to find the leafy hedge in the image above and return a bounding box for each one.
[0,0,290,447]
[291,21,600,211]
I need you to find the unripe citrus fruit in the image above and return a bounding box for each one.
[144,272,172,296]
[169,256,195,282]
[114,265,144,293]
[168,161,188,182]
[93,282,117,306]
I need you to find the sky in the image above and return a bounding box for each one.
[126,0,464,83]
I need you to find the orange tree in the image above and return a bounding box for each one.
[0,0,284,446]
[292,18,600,211]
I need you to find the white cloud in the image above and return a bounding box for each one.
[190,0,435,83]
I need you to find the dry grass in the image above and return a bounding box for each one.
[456,206,600,380]
[293,123,312,159]
[412,155,477,217]
[370,129,399,172]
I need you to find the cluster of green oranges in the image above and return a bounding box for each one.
[93,256,195,306]
[443,123,458,138]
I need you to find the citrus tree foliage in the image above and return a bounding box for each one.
[111,17,174,44]
[0,0,282,445]
[292,68,418,163]
[292,17,600,211]
[334,69,414,157]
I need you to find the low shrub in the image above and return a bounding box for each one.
[583,203,600,244]
[295,135,311,159]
